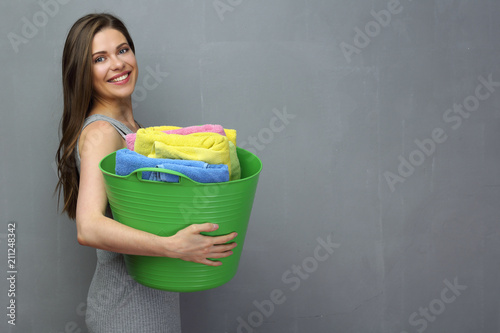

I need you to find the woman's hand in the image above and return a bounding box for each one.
[166,223,238,266]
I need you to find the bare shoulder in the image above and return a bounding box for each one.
[81,120,119,142]
[79,120,124,160]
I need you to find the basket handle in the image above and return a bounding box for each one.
[130,167,197,184]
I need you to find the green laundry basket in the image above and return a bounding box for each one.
[99,147,262,292]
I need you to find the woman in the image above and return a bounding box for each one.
[55,13,237,332]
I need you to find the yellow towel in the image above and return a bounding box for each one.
[224,129,237,147]
[134,129,233,178]
[148,125,181,132]
[143,125,237,147]
[228,141,241,180]
[152,135,240,180]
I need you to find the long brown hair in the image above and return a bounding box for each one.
[55,13,135,219]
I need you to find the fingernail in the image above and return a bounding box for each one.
[213,224,219,230]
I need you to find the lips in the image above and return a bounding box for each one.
[108,71,131,84]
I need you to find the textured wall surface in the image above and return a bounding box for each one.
[1,1,500,332]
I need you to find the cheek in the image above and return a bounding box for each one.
[127,56,138,82]
[92,65,107,83]
[125,52,137,66]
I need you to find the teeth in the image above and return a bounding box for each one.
[110,73,128,82]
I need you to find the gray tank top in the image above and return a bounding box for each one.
[75,114,181,333]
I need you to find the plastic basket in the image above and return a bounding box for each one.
[99,147,262,292]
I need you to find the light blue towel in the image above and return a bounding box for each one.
[115,149,229,183]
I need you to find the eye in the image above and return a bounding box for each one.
[119,47,129,54]
[94,56,105,63]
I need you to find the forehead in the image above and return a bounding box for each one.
[92,28,128,52]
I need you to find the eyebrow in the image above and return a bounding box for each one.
[92,42,129,57]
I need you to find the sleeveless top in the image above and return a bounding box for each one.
[76,114,181,333]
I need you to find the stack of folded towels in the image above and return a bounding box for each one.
[114,124,240,183]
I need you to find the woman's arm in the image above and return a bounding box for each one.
[75,121,237,266]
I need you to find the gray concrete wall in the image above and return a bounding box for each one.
[1,0,500,332]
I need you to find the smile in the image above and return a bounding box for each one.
[108,72,130,83]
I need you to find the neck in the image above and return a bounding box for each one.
[90,96,134,124]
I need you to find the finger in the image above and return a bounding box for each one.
[199,258,223,267]
[212,242,238,253]
[207,250,234,259]
[191,223,219,233]
[212,232,238,245]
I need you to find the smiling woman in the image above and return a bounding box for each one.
[54,13,237,333]
[91,29,137,104]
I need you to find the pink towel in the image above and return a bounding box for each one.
[126,124,226,151]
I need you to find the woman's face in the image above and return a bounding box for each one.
[91,28,137,103]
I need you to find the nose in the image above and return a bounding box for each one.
[110,55,125,71]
